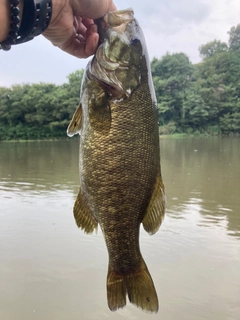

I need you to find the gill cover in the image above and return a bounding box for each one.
[91,9,143,98]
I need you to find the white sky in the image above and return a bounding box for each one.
[0,0,240,87]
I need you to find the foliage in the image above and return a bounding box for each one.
[199,40,228,59]
[1,25,240,140]
[151,23,240,135]
[228,25,240,51]
[152,53,193,129]
[0,71,83,140]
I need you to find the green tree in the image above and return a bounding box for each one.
[0,70,84,140]
[152,53,195,132]
[228,24,240,51]
[2,32,240,140]
[199,40,228,59]
[182,85,210,131]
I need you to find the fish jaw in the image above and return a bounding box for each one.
[95,9,134,43]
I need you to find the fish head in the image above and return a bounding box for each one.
[91,9,148,99]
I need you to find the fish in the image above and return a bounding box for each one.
[67,8,165,313]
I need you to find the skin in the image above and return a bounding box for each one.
[0,0,23,41]
[0,0,116,57]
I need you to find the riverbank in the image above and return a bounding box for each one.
[1,132,239,142]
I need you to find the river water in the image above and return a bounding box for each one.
[0,137,239,320]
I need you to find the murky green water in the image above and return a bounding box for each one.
[0,137,239,320]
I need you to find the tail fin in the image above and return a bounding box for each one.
[107,258,158,313]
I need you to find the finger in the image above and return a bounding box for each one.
[76,33,86,43]
[75,17,97,39]
[74,16,87,36]
[109,0,117,11]
[84,32,99,57]
[85,23,98,39]
[81,17,95,28]
[59,31,99,58]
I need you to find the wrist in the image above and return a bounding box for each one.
[0,0,23,42]
[1,0,52,50]
[45,0,68,28]
[0,0,11,42]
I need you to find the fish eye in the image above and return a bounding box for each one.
[130,38,141,45]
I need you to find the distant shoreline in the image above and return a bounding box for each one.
[1,133,239,143]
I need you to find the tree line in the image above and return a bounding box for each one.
[152,24,240,135]
[0,71,83,140]
[1,24,240,140]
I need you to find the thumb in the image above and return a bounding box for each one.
[70,0,116,19]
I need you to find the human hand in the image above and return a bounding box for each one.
[43,0,116,58]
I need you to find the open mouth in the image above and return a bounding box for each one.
[94,9,134,46]
[94,17,108,46]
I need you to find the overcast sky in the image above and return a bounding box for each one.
[0,0,240,87]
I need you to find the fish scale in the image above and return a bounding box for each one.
[67,8,165,313]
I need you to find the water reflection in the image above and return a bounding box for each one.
[0,138,239,237]
[0,139,79,187]
[160,137,240,239]
[0,137,240,320]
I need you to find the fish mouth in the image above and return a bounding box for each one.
[91,9,135,97]
[95,9,134,46]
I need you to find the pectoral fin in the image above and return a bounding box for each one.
[67,104,82,137]
[74,188,98,234]
[142,175,166,235]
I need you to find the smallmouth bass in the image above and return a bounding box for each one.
[68,8,165,313]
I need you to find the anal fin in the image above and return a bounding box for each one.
[142,175,166,235]
[74,188,98,234]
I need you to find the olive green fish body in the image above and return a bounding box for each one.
[68,9,165,313]
[82,73,160,260]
